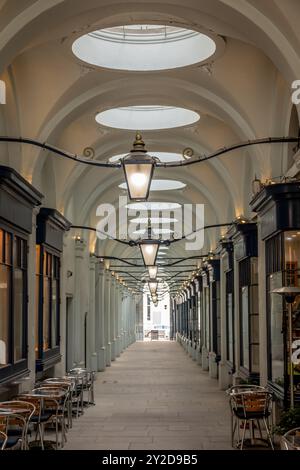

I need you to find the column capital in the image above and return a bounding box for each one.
[89,254,97,269]
[75,237,87,254]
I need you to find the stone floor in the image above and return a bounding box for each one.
[63,341,232,450]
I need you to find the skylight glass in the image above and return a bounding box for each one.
[96,106,200,130]
[119,179,186,191]
[72,24,217,71]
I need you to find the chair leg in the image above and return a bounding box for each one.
[263,417,274,450]
[257,420,263,439]
[241,420,247,450]
[39,423,44,450]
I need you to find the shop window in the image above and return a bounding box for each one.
[239,258,259,375]
[267,231,300,396]
[226,269,234,364]
[35,246,60,367]
[0,226,27,378]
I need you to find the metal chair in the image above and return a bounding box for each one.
[0,431,7,450]
[226,384,267,447]
[280,427,300,450]
[37,384,69,447]
[0,412,26,450]
[0,401,35,450]
[16,394,54,450]
[229,390,274,450]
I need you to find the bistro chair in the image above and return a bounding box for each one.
[0,431,7,450]
[82,371,96,406]
[17,394,54,450]
[43,379,74,428]
[0,412,26,450]
[280,427,300,450]
[226,384,268,447]
[229,390,274,450]
[36,384,69,447]
[0,401,35,450]
[66,373,85,418]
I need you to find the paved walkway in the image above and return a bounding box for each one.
[64,341,231,450]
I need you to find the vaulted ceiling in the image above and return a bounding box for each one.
[0,0,299,279]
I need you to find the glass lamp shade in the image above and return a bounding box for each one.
[122,132,156,201]
[122,156,155,201]
[149,281,158,295]
[140,242,159,266]
[148,265,158,280]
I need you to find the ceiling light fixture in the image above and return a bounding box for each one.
[148,265,158,280]
[122,132,157,201]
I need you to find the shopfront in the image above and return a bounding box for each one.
[251,182,300,406]
[35,208,70,375]
[0,166,42,385]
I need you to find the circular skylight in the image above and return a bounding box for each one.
[96,106,199,130]
[72,24,217,71]
[119,179,186,191]
[110,152,184,163]
[126,202,181,211]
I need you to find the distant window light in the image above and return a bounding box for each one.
[0,80,6,104]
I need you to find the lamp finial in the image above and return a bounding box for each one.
[131,131,147,152]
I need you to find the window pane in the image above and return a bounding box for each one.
[227,293,233,362]
[241,286,249,370]
[284,231,300,286]
[35,275,39,358]
[43,278,50,351]
[5,232,11,264]
[51,280,58,347]
[14,268,24,362]
[0,264,10,367]
[0,229,3,263]
[269,272,284,387]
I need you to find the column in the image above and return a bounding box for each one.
[95,264,106,371]
[104,269,111,366]
[110,276,116,361]
[88,255,97,371]
[74,238,87,367]
[233,256,241,384]
[219,253,229,390]
[257,220,268,386]
[122,293,128,350]
[119,287,124,354]
[115,283,121,357]
[21,208,38,392]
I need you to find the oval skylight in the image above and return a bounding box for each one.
[126,202,181,211]
[110,152,184,163]
[72,24,216,71]
[96,106,199,131]
[119,179,186,191]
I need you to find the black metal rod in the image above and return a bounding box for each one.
[0,135,298,169]
[155,136,300,167]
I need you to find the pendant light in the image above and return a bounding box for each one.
[122,132,156,201]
